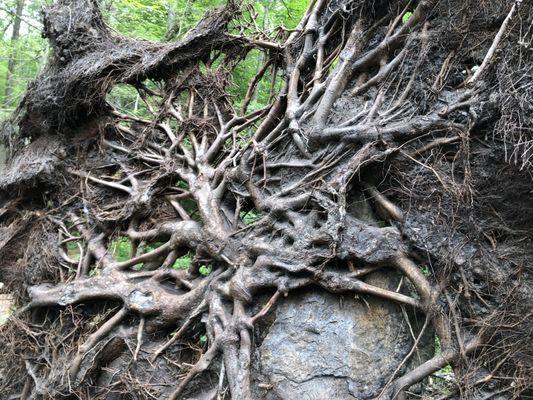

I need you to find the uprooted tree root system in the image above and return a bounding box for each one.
[0,0,532,399]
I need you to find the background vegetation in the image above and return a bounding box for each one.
[0,0,307,120]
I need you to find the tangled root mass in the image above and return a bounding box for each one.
[0,0,532,399]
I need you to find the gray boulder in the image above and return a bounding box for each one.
[257,272,432,399]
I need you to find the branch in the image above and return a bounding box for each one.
[69,169,132,194]
[381,338,482,399]
[467,2,518,85]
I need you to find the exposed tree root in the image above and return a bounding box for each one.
[0,0,531,399]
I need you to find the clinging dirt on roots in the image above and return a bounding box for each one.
[0,0,532,399]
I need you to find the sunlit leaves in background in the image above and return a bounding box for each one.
[248,0,307,31]
[101,0,308,112]
[0,0,310,118]
[103,0,308,42]
[102,0,172,41]
[106,83,161,119]
[0,0,46,116]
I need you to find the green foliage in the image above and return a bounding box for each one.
[434,335,453,375]
[104,0,170,41]
[172,254,192,270]
[106,84,154,119]
[434,335,441,353]
[170,255,211,276]
[199,264,212,276]
[240,0,307,32]
[0,0,47,114]
[328,57,340,73]
[0,0,309,117]
[240,210,260,225]
[228,0,307,110]
[109,237,147,270]
[66,241,81,261]
[180,198,201,221]
[175,180,189,189]
[426,369,454,396]
[144,241,165,252]
[110,237,133,262]
[230,49,283,112]
[169,0,226,39]
[402,11,413,24]
[101,0,229,41]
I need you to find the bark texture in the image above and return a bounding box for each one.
[0,0,532,399]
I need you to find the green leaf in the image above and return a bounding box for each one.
[109,237,133,262]
[145,241,165,252]
[240,210,260,225]
[199,264,212,276]
[175,180,189,189]
[172,254,192,270]
[66,240,81,261]
[402,11,413,24]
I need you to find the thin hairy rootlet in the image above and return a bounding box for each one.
[0,0,531,399]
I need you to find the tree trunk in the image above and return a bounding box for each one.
[0,0,531,399]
